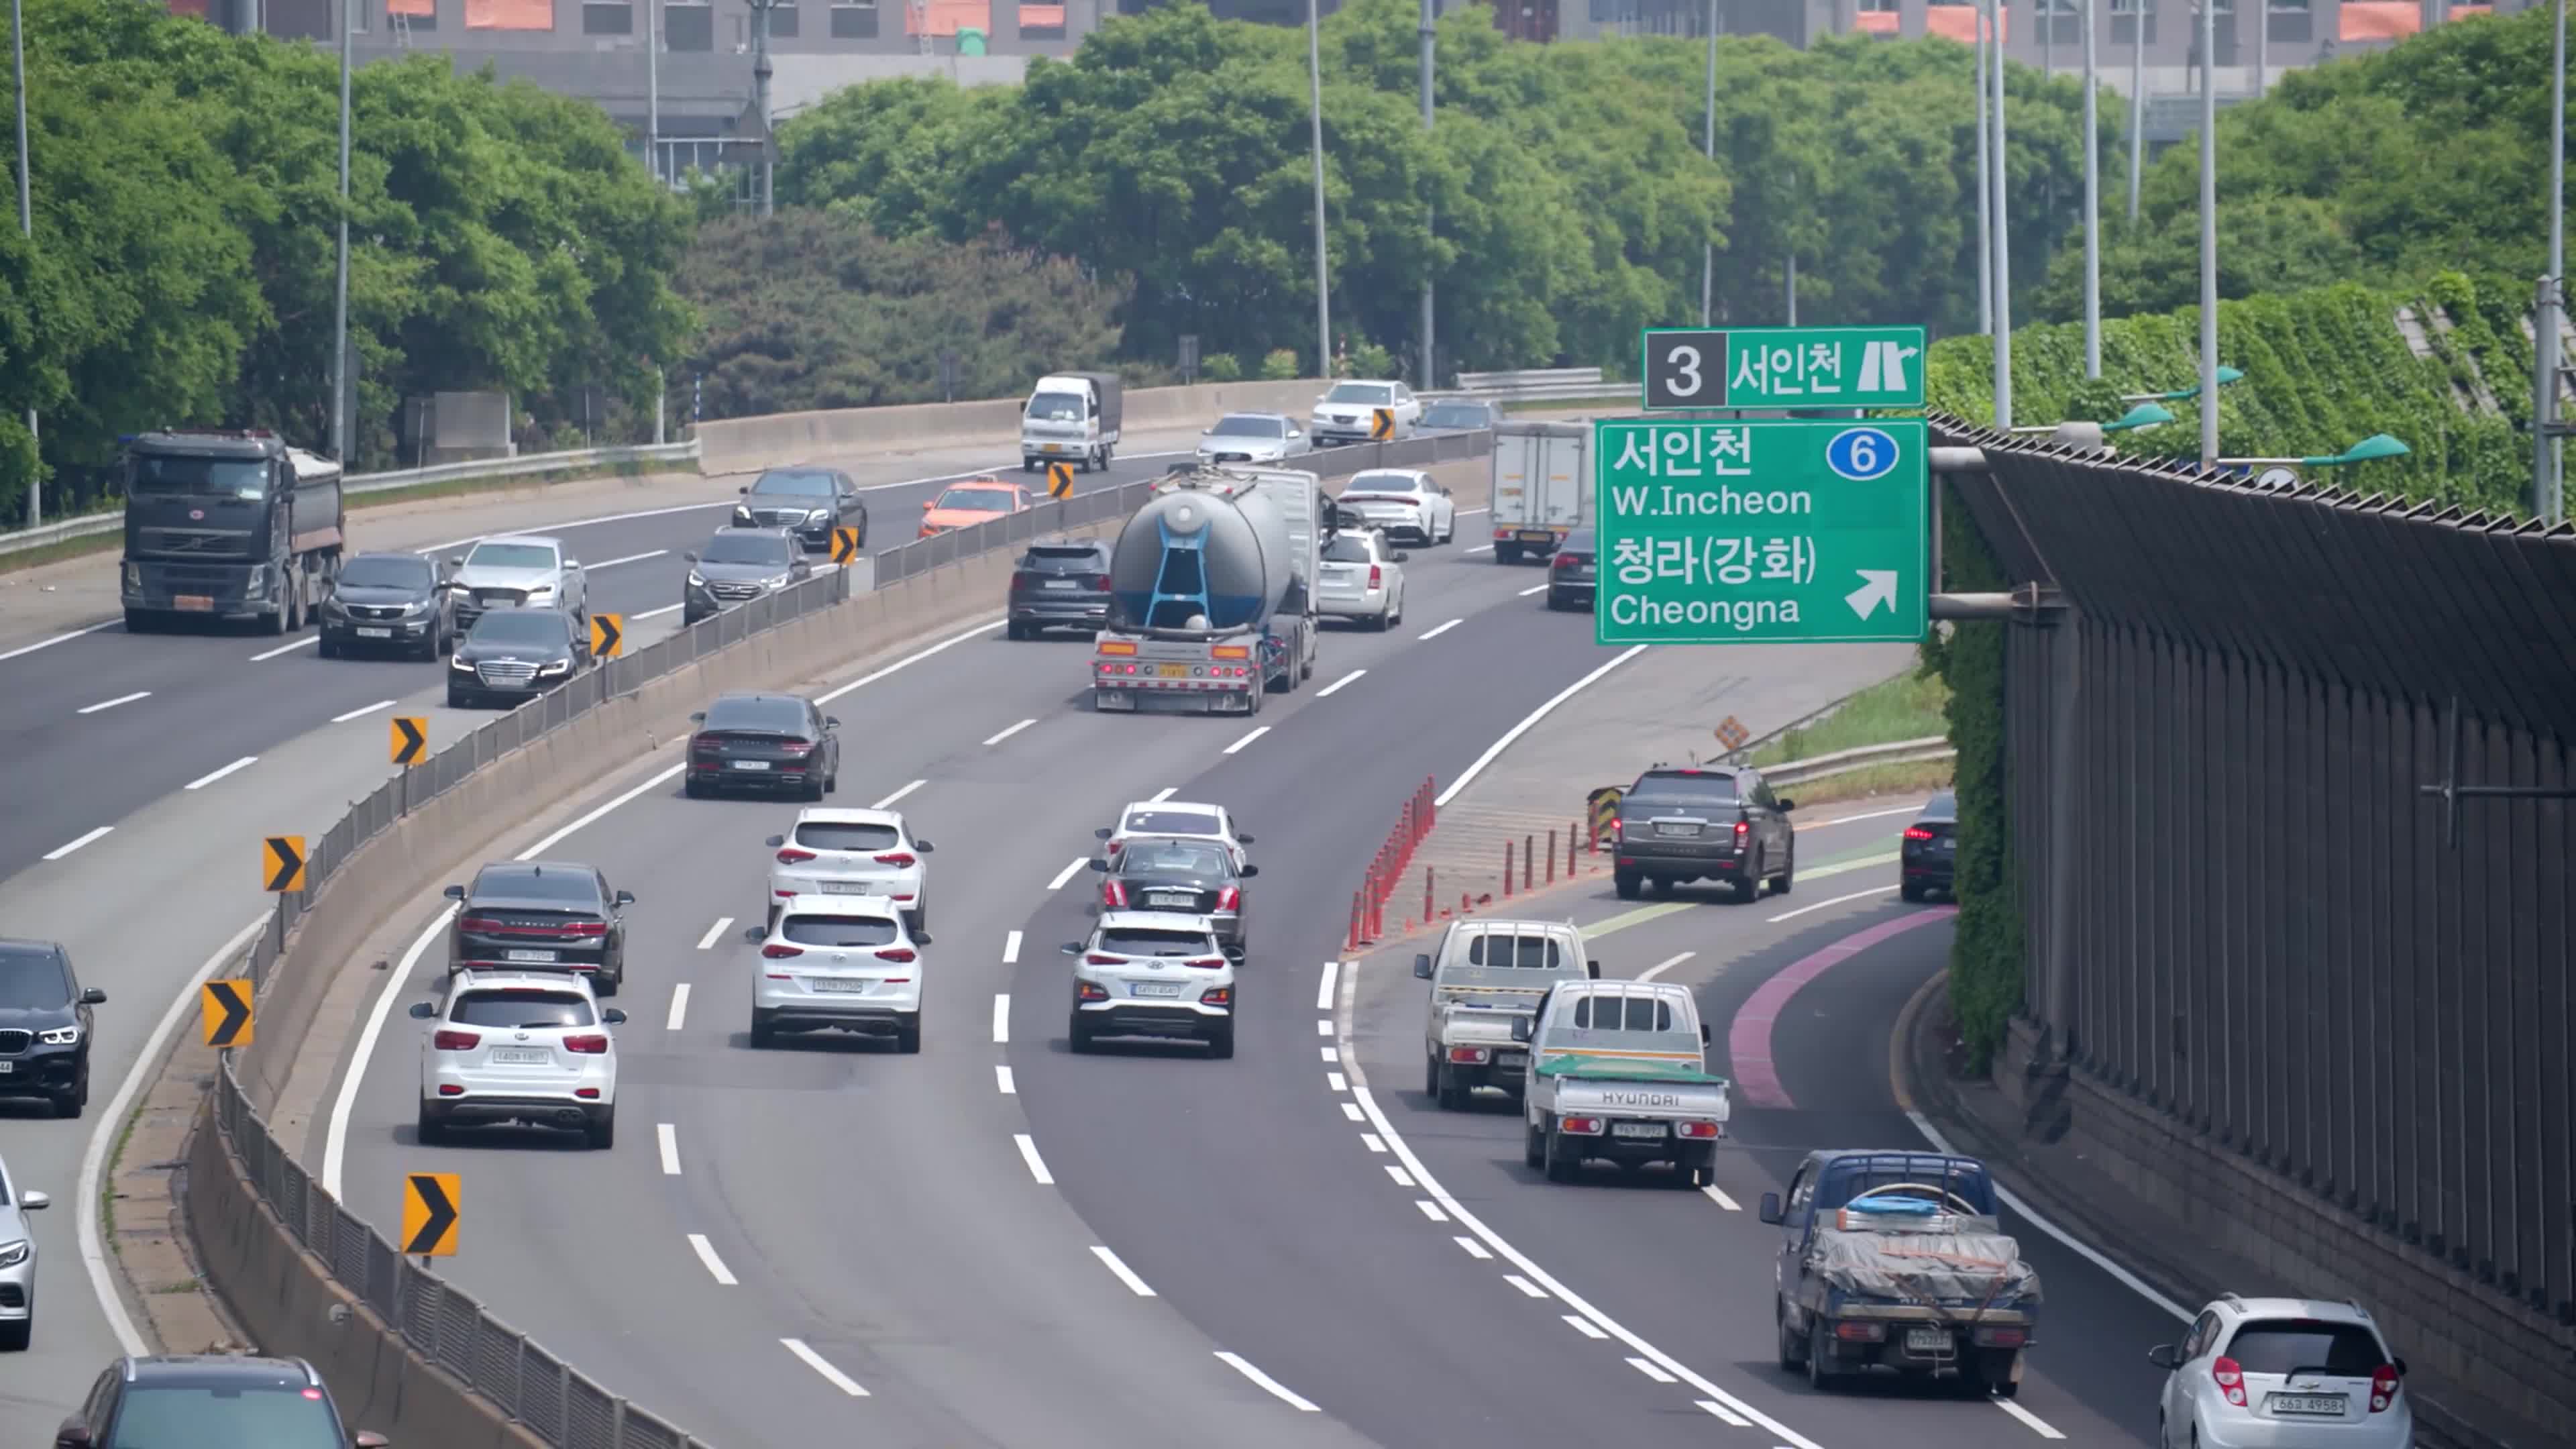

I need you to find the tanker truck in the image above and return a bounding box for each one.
[1090,465,1323,716]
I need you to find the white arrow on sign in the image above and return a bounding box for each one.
[1844,570,1899,621]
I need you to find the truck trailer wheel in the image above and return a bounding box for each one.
[1775,1300,1808,1371]
[1495,542,1523,566]
[1806,1322,1841,1390]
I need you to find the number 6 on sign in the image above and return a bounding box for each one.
[1825,427,1900,483]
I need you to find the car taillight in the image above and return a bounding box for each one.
[1088,573,1111,591]
[1903,826,1935,841]
[1610,817,1623,841]
[874,852,916,867]
[433,1030,480,1051]
[762,943,805,959]
[1199,985,1232,1005]
[1558,1116,1604,1135]
[1010,573,1032,592]
[1077,981,1110,1001]
[1215,885,1240,911]
[1733,819,1750,846]
[1102,880,1128,908]
[1972,1326,2025,1348]
[777,847,818,863]
[1554,552,1574,570]
[1185,956,1227,969]
[2212,1356,2247,1408]
[1448,1046,1491,1063]
[690,733,718,754]
[564,1034,608,1054]
[1368,565,1383,588]
[560,920,607,937]
[1676,1120,1722,1139]
[458,915,504,933]
[780,741,814,757]
[1085,953,1124,965]
[876,947,917,963]
[2370,1364,2400,1412]
[1836,1321,1888,1342]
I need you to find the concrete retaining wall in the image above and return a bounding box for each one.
[696,379,1334,474]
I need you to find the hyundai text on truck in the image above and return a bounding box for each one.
[1411,919,1597,1110]
[119,429,344,634]
[1021,372,1124,474]
[1513,979,1731,1187]
[1489,420,1588,564]
[1091,466,1322,716]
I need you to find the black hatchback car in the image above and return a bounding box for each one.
[685,691,842,800]
[1418,398,1501,433]
[1544,527,1597,612]
[317,551,452,661]
[1006,537,1114,639]
[1088,836,1258,958]
[447,606,591,710]
[57,1354,386,1449]
[443,861,634,997]
[1900,790,1958,901]
[0,940,103,1118]
[735,466,865,552]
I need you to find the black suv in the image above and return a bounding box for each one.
[58,1354,386,1448]
[1610,765,1797,903]
[1899,790,1957,901]
[443,861,634,997]
[735,466,865,552]
[1006,537,1114,639]
[317,551,453,661]
[0,940,104,1118]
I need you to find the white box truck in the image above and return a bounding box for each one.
[1489,420,1589,564]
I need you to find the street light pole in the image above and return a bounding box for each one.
[2540,0,2565,524]
[11,0,36,527]
[2082,0,2100,377]
[2127,0,2143,219]
[752,0,774,216]
[1975,1,1992,335]
[647,0,660,184]
[2196,0,2218,469]
[1990,0,2013,429]
[1701,0,1717,327]
[1306,0,1331,375]
[332,0,352,462]
[1418,0,1434,386]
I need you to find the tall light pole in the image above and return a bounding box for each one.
[2127,0,2144,219]
[1418,0,1434,386]
[2082,0,2100,376]
[2539,0,2565,524]
[331,0,352,462]
[1700,0,1717,326]
[1306,0,1332,375]
[647,0,660,184]
[2196,0,2218,469]
[1989,0,2013,429]
[11,0,35,527]
[1975,1,1992,335]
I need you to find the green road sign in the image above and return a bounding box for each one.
[1638,326,1928,411]
[1592,417,1928,646]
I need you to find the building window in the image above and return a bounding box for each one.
[771,1,801,36]
[584,1,634,32]
[830,0,878,36]
[665,0,714,48]
[1020,2,1066,36]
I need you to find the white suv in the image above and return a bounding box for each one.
[1061,911,1236,1057]
[747,894,929,1052]
[410,970,625,1148]
[2151,1295,2413,1448]
[765,808,936,931]
[1098,800,1252,869]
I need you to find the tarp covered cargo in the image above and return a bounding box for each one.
[1806,1202,2044,1306]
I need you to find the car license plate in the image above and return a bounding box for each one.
[732,759,771,771]
[1155,663,1191,679]
[819,881,873,894]
[1518,531,1555,545]
[2268,1394,2347,1415]
[490,1048,551,1064]
[1150,892,1196,908]
[1496,1051,1526,1067]
[1043,443,1064,452]
[1904,1328,1947,1352]
[1938,838,1955,851]
[1044,579,1078,590]
[809,979,869,994]
[0,1061,11,1074]
[506,949,558,963]
[1654,821,1698,837]
[175,595,214,612]
[1132,981,1185,998]
[356,627,392,638]
[1612,1122,1666,1140]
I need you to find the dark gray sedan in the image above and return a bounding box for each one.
[684,527,812,625]
[447,606,592,710]
[318,551,453,660]
[1088,836,1257,959]
[735,467,865,551]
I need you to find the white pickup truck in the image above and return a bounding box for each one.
[1411,918,1599,1110]
[1514,979,1731,1187]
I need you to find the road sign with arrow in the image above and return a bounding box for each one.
[402,1173,461,1256]
[390,715,429,767]
[262,836,307,893]
[590,613,623,659]
[200,979,254,1049]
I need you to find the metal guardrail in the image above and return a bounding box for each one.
[1758,736,1957,790]
[0,439,704,560]
[1440,368,1618,402]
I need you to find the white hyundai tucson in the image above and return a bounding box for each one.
[765,807,936,931]
[748,894,930,1052]
[1097,800,1252,869]
[1062,911,1236,1057]
[411,970,626,1148]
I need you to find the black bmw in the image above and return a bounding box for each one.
[1089,836,1257,959]
[0,939,105,1118]
[685,691,843,800]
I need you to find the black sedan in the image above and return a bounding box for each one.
[684,527,813,625]
[685,691,842,800]
[447,606,592,709]
[735,467,865,552]
[1900,790,1958,901]
[1544,527,1597,611]
[443,860,633,996]
[1089,836,1257,958]
[319,551,454,660]
[0,938,105,1118]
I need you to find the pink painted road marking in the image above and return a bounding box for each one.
[1727,906,1959,1110]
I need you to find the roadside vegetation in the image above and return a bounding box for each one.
[1740,669,1953,810]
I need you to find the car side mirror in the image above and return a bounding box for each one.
[1222,945,1245,963]
[914,931,934,946]
[1061,942,1083,956]
[2392,1358,2408,1377]
[1393,551,1410,562]
[742,925,765,944]
[1238,863,1259,877]
[826,716,840,729]
[922,500,935,509]
[446,555,465,568]
[765,835,786,848]
[563,559,580,570]
[738,485,749,494]
[407,1002,436,1020]
[355,1433,391,1448]
[1701,1022,1712,1044]
[682,551,698,563]
[1509,1016,1533,1043]
[690,711,706,723]
[442,885,465,901]
[1094,827,1113,839]
[1412,953,1434,980]
[602,1008,628,1026]
[614,890,635,906]
[2147,1344,2180,1371]
[1236,832,1255,844]
[1587,960,1602,979]
[1776,796,1797,813]
[80,987,106,1005]
[1758,1192,1784,1224]
[18,1190,48,1212]
[914,840,934,853]
[53,1421,91,1447]
[1087,858,1110,872]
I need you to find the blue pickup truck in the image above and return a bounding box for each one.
[1759,1149,2043,1398]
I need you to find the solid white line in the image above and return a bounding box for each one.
[1315,960,1340,1010]
[1454,1236,1491,1260]
[1695,1400,1751,1427]
[991,994,1010,1043]
[1626,1356,1677,1384]
[1014,1133,1054,1185]
[0,620,115,663]
[1815,802,1933,826]
[1437,644,1650,808]
[665,982,692,1031]
[80,911,266,1354]
[996,1065,1016,1094]
[814,617,1004,705]
[1314,669,1365,698]
[1223,725,1271,755]
[1702,1185,1742,1212]
[1416,618,1462,640]
[1503,1275,1549,1299]
[1566,1314,1608,1339]
[983,717,1036,747]
[633,603,683,620]
[1002,930,1022,964]
[1046,857,1088,890]
[1341,1102,1364,1121]
[1637,951,1695,983]
[872,778,924,809]
[1385,1165,1413,1187]
[781,1338,870,1397]
[77,690,151,714]
[1214,1352,1320,1413]
[1996,1399,2068,1438]
[1517,583,1549,596]
[589,549,668,569]
[1906,1109,2194,1321]
[1328,1072,1349,1092]
[657,1123,681,1175]
[42,826,112,861]
[1413,1199,1449,1222]
[331,698,396,723]
[1089,1245,1157,1297]
[183,756,258,791]
[250,635,319,661]
[1359,1132,1385,1153]
[695,918,731,951]
[1768,885,1899,924]
[688,1234,738,1285]
[1147,786,1178,802]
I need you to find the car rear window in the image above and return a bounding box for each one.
[1570,996,1676,1032]
[475,868,599,905]
[1630,771,1738,803]
[451,989,596,1028]
[1322,536,1376,563]
[2221,1320,2387,1377]
[1925,790,1958,818]
[1022,545,1102,568]
[703,696,808,733]
[1120,841,1230,876]
[1466,934,1562,968]
[1098,928,1215,957]
[1124,809,1220,837]
[781,914,901,947]
[108,1385,347,1449]
[795,822,902,852]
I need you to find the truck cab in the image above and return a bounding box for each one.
[1021,372,1123,474]
[1411,919,1596,1110]
[1513,979,1730,1187]
[119,429,344,635]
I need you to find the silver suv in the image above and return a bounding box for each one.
[2149,1294,2413,1448]
[444,534,588,631]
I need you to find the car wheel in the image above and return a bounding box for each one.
[1734,853,1764,903]
[416,1104,445,1145]
[1068,1015,1093,1053]
[594,971,620,999]
[1807,1320,1839,1389]
[1900,880,1925,902]
[801,772,826,802]
[1495,543,1522,566]
[1523,1118,1546,1170]
[1775,844,1795,896]
[1649,875,1674,900]
[586,1109,615,1150]
[0,1316,31,1351]
[52,1085,83,1120]
[750,1010,777,1049]
[894,1018,922,1054]
[445,688,470,710]
[1776,1299,1807,1371]
[317,634,338,659]
[1613,867,1642,901]
[1437,1064,1472,1112]
[1543,1123,1580,1183]
[1206,1023,1236,1059]
[1006,621,1029,641]
[684,776,709,799]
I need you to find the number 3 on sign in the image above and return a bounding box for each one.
[1663,345,1703,398]
[1825,426,1899,482]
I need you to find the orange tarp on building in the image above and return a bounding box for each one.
[1924,3,2005,42]
[2338,1,2420,38]
[1020,3,1067,25]
[467,0,554,27]
[1855,8,1898,32]
[165,0,213,15]
[388,0,434,16]
[907,0,990,34]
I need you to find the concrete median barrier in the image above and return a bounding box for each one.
[696,379,1332,474]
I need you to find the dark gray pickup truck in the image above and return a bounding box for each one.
[1610,765,1797,902]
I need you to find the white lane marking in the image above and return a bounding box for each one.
[0,620,116,663]
[1702,1185,1742,1212]
[781,1338,870,1397]
[1002,930,1022,964]
[1566,1314,1609,1339]
[184,756,258,790]
[1090,1245,1157,1297]
[1359,1133,1385,1153]
[42,826,113,861]
[1314,1018,1334,1036]
[872,778,924,809]
[1696,1401,1751,1426]
[1314,669,1365,698]
[1454,1236,1491,1260]
[1637,951,1695,982]
[1815,802,1932,826]
[1014,1133,1054,1185]
[992,994,1010,1044]
[688,1234,738,1285]
[1315,960,1339,1010]
[814,617,1004,705]
[331,698,396,723]
[81,912,266,1353]
[1996,1399,2068,1438]
[1223,724,1271,755]
[634,603,684,619]
[1768,885,1899,923]
[77,690,151,714]
[1385,1165,1414,1187]
[1416,618,1462,640]
[1626,1356,1678,1384]
[665,982,692,1031]
[1341,1102,1364,1121]
[1147,786,1178,802]
[1414,1199,1449,1222]
[983,717,1036,747]
[1517,583,1548,596]
[1046,857,1088,890]
[657,1123,681,1175]
[1437,644,1650,808]
[695,918,731,951]
[1320,1046,1338,1063]
[1503,1275,1548,1299]
[1214,1352,1320,1413]
[590,549,667,569]
[1907,1108,2194,1321]
[1328,1072,1349,1092]
[250,635,320,660]
[996,1065,1016,1094]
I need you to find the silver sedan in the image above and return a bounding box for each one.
[1314,528,1407,630]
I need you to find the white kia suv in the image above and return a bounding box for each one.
[411,969,625,1148]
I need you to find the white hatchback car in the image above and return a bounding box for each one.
[1062,911,1236,1057]
[747,894,929,1052]
[2151,1295,2413,1448]
[1336,469,1455,545]
[1315,528,1407,630]
[411,969,626,1148]
[1098,800,1252,868]
[765,808,936,931]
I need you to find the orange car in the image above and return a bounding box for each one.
[918,478,1034,538]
